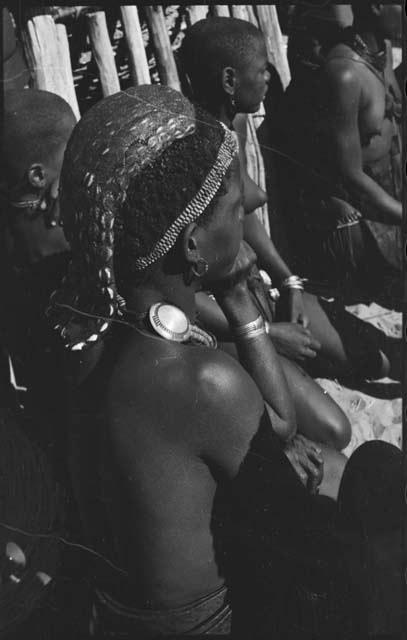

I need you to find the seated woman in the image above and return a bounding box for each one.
[0,89,75,452]
[47,85,403,639]
[179,17,400,446]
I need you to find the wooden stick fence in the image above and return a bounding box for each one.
[120,6,150,85]
[20,5,291,235]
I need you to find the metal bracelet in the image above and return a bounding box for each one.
[235,326,268,341]
[233,315,264,338]
[280,275,305,291]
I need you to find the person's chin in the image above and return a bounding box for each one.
[247,101,262,114]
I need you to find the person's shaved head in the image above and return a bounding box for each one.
[2,89,76,186]
[180,17,264,102]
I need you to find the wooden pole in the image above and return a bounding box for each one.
[246,5,259,28]
[231,6,259,28]
[231,6,250,22]
[255,5,291,89]
[120,6,150,85]
[55,23,80,119]
[212,6,230,18]
[186,5,208,25]
[87,11,121,96]
[21,15,80,119]
[144,6,180,91]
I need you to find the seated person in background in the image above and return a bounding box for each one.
[275,1,402,305]
[179,16,400,447]
[48,84,403,639]
[0,89,75,453]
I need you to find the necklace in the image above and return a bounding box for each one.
[124,302,217,349]
[347,31,387,75]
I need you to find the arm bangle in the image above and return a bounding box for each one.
[280,275,306,291]
[233,315,267,340]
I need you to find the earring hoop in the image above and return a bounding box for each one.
[191,258,209,279]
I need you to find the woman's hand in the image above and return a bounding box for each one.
[284,434,324,493]
[287,289,309,327]
[212,241,257,301]
[267,323,321,362]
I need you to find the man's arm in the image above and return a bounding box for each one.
[325,61,402,225]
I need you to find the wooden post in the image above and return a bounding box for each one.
[186,5,208,25]
[212,6,230,18]
[246,5,259,28]
[144,6,180,91]
[87,11,121,96]
[255,5,291,89]
[120,6,150,85]
[55,23,80,119]
[21,14,80,119]
[231,6,250,22]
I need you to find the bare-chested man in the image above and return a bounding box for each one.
[48,85,403,638]
[276,1,402,305]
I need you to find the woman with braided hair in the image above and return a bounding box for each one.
[48,85,403,639]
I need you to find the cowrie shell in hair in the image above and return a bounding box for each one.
[148,136,158,148]
[36,572,52,586]
[100,322,109,332]
[72,342,86,351]
[6,542,26,569]
[99,247,113,261]
[87,334,99,342]
[106,287,114,299]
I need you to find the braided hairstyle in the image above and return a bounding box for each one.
[47,85,237,351]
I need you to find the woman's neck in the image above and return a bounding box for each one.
[217,104,233,129]
[354,25,381,53]
[201,99,233,130]
[124,272,198,323]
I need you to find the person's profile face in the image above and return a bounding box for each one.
[234,37,270,114]
[200,155,244,282]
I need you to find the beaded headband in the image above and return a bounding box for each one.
[47,85,237,351]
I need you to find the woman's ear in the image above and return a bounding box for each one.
[221,66,237,97]
[27,163,47,190]
[182,222,202,265]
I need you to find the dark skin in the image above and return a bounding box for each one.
[189,27,396,394]
[189,33,353,448]
[1,141,71,267]
[324,6,402,225]
[74,159,347,608]
[0,121,74,403]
